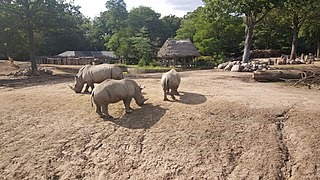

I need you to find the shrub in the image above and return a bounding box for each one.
[195,56,224,67]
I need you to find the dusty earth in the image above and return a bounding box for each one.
[0,60,320,179]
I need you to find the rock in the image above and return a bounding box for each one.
[231,64,240,72]
[218,62,228,69]
[224,62,233,71]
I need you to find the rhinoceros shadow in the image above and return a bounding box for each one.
[176,91,207,105]
[110,104,167,129]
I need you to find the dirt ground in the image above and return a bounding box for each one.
[0,60,320,179]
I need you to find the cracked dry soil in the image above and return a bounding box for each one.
[0,65,320,179]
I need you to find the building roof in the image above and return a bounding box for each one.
[56,51,116,58]
[157,39,200,59]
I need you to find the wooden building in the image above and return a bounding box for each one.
[36,51,118,65]
[157,39,200,67]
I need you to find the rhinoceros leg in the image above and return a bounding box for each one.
[88,82,94,92]
[163,89,169,101]
[95,104,104,118]
[172,88,180,95]
[84,84,90,93]
[170,92,176,100]
[84,82,95,93]
[102,104,113,119]
[123,98,133,113]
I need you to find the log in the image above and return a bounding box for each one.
[253,70,304,82]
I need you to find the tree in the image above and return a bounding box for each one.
[301,14,320,58]
[127,6,162,47]
[175,6,243,58]
[254,9,291,51]
[105,0,128,33]
[204,0,283,62]
[130,27,153,66]
[160,15,181,43]
[193,7,243,57]
[175,11,199,41]
[284,0,320,59]
[0,0,83,74]
[99,0,128,54]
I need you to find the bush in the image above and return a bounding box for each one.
[138,58,146,67]
[149,59,159,67]
[195,56,224,67]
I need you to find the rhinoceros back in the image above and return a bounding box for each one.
[82,64,123,83]
[161,69,180,89]
[92,79,139,104]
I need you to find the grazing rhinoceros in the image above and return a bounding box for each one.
[91,79,148,119]
[69,64,123,93]
[161,69,181,101]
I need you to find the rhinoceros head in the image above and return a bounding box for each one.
[134,85,148,106]
[69,76,84,93]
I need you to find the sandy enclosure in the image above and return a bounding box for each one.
[0,61,320,179]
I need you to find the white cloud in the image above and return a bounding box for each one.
[72,0,203,19]
[165,0,203,11]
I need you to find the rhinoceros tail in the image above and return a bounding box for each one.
[165,78,170,92]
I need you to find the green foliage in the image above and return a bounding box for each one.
[194,55,225,67]
[175,9,200,41]
[0,0,90,60]
[176,6,243,58]
[194,8,244,56]
[127,6,161,41]
[130,27,153,66]
[160,15,181,42]
[254,9,291,51]
[204,0,284,62]
[104,0,128,33]
[149,59,160,67]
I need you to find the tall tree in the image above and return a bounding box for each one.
[284,0,320,59]
[101,0,128,53]
[130,27,153,66]
[175,11,199,41]
[301,14,320,58]
[194,6,243,57]
[0,0,82,74]
[204,0,283,62]
[254,9,291,52]
[127,6,162,46]
[160,15,181,43]
[104,0,128,33]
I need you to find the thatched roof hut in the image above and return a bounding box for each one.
[157,39,200,67]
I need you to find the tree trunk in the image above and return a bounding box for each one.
[317,39,320,58]
[24,0,38,74]
[253,70,304,82]
[242,15,254,63]
[27,26,37,74]
[290,14,299,60]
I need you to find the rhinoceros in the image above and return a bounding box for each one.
[161,69,181,101]
[69,64,123,93]
[91,79,148,119]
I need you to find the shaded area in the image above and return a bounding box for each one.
[0,74,74,89]
[110,104,166,129]
[53,66,79,74]
[176,91,207,105]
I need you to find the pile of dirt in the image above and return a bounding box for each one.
[7,67,53,76]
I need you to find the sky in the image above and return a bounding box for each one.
[72,0,203,19]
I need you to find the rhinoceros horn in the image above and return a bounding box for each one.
[68,84,74,90]
[139,85,145,90]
